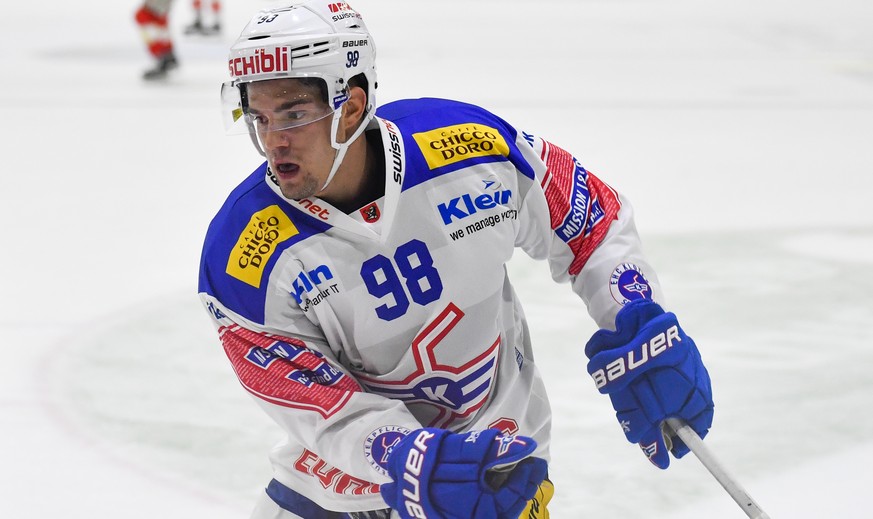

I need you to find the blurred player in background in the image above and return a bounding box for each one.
[134,0,178,80]
[199,1,716,517]
[184,0,222,36]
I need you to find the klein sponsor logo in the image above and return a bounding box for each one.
[445,180,517,241]
[226,205,298,288]
[228,47,289,79]
[590,326,682,390]
[437,188,513,225]
[413,123,510,170]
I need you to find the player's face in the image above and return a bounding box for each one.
[246,79,337,200]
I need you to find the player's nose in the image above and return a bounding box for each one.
[262,127,292,150]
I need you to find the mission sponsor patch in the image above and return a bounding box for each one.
[413,123,510,170]
[226,205,298,288]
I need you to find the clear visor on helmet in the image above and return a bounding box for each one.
[220,76,345,136]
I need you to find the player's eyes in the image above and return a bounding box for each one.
[285,110,308,121]
[245,103,331,131]
[247,110,310,125]
[247,113,267,125]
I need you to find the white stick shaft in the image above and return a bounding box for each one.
[664,418,770,519]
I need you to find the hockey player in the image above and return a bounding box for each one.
[134,0,178,80]
[184,0,222,36]
[198,1,715,517]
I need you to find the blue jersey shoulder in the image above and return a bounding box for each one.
[198,162,330,325]
[376,98,535,188]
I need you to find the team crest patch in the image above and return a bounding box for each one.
[609,263,653,304]
[360,202,380,223]
[364,425,411,476]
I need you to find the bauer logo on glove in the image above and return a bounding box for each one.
[585,300,714,469]
[380,428,548,519]
[589,323,683,391]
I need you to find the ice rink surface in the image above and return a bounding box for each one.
[2,0,872,517]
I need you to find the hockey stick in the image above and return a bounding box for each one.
[664,418,771,519]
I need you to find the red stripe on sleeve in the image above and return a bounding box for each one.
[567,173,621,274]
[220,326,360,419]
[539,140,621,275]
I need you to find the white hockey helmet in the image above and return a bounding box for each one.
[221,1,377,190]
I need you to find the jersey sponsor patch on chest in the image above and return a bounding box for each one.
[290,263,341,312]
[435,178,518,242]
[437,186,513,225]
[226,205,298,288]
[413,123,510,170]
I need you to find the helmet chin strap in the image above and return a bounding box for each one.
[320,102,375,193]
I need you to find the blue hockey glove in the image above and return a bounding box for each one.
[379,428,548,519]
[585,300,714,469]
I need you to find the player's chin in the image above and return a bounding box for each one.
[277,180,303,200]
[278,174,318,201]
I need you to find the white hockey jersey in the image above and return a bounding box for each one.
[198,97,663,513]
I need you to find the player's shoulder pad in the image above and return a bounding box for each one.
[197,162,330,325]
[376,98,536,189]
